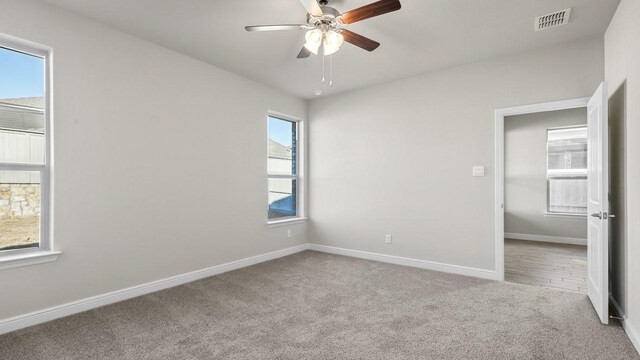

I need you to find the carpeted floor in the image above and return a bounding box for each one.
[1,250,638,359]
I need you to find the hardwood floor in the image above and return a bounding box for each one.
[505,239,587,294]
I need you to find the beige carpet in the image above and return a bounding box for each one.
[0,250,638,359]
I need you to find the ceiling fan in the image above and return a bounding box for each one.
[245,0,401,58]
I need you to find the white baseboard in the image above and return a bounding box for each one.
[505,232,587,246]
[626,319,640,355]
[9,240,636,355]
[610,295,640,355]
[0,243,310,336]
[308,244,499,280]
[10,240,639,353]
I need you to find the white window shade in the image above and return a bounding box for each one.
[547,126,587,141]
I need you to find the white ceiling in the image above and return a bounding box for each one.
[41,0,619,99]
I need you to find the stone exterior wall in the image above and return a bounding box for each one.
[0,184,41,217]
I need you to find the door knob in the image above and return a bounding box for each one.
[591,212,602,219]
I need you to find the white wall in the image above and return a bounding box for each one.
[308,38,603,271]
[0,0,307,320]
[605,0,640,347]
[505,109,587,241]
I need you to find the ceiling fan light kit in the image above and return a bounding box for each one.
[322,30,344,56]
[245,0,401,86]
[303,29,322,55]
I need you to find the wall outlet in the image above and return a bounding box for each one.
[385,234,392,244]
[287,230,292,239]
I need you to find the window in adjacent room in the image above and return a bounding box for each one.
[0,36,58,269]
[267,115,304,222]
[546,126,588,216]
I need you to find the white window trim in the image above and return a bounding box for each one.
[547,169,588,177]
[266,111,306,225]
[545,125,588,217]
[266,217,308,228]
[544,212,587,219]
[0,34,59,270]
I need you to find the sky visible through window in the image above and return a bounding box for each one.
[0,46,44,99]
[268,116,293,147]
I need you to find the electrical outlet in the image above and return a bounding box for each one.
[385,234,392,244]
[287,230,292,239]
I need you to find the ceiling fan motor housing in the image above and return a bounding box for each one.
[307,6,341,29]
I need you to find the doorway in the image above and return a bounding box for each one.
[503,109,588,293]
[495,83,611,324]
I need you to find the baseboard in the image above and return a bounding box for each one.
[0,243,310,336]
[625,319,640,355]
[308,244,499,280]
[505,232,587,246]
[610,295,640,355]
[0,242,498,335]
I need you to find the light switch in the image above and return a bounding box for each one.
[473,166,485,177]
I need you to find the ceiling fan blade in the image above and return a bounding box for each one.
[298,0,324,16]
[297,47,312,59]
[339,0,401,25]
[245,24,308,32]
[341,30,380,51]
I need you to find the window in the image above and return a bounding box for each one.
[0,37,58,269]
[267,115,304,223]
[546,126,587,215]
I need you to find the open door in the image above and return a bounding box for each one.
[587,82,609,324]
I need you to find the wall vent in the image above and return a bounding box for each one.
[535,8,571,31]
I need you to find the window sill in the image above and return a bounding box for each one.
[0,250,61,271]
[544,212,587,219]
[267,217,308,228]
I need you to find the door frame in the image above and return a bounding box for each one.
[494,97,590,281]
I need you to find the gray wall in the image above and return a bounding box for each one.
[504,109,587,241]
[308,38,604,271]
[605,0,640,335]
[0,0,307,320]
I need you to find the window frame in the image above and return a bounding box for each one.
[0,35,59,270]
[545,125,588,217]
[266,111,306,226]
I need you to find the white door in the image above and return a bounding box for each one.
[587,82,609,325]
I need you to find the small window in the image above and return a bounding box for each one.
[267,115,303,221]
[546,126,587,215]
[0,37,57,268]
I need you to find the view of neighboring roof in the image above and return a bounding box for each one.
[268,138,292,159]
[0,97,44,110]
[0,97,45,133]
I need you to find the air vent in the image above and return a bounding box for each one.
[535,8,571,31]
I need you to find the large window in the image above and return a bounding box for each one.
[267,115,304,222]
[546,126,588,215]
[0,37,57,269]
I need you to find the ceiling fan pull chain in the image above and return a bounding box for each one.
[322,53,325,84]
[329,55,333,87]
